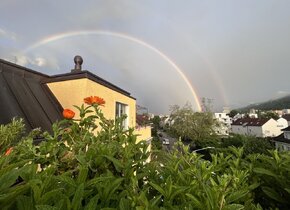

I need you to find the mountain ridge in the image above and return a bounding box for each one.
[238,95,290,112]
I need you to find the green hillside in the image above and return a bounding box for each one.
[239,95,290,112]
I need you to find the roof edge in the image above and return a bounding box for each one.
[44,70,136,100]
[0,58,49,78]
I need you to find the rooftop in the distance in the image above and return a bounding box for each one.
[231,118,269,126]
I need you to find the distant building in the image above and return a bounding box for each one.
[249,109,256,114]
[282,109,290,115]
[214,113,232,136]
[273,110,283,117]
[232,113,245,120]
[277,117,288,129]
[282,114,290,126]
[231,118,283,137]
[222,107,231,114]
[248,113,258,118]
[272,126,290,151]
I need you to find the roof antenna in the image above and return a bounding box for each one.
[71,55,83,73]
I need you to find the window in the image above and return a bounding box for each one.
[115,102,128,129]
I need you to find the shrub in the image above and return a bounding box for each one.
[0,96,288,209]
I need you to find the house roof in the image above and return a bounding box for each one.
[136,114,150,126]
[0,56,136,133]
[272,133,290,144]
[281,126,290,131]
[231,118,269,127]
[45,70,135,100]
[282,114,290,121]
[0,58,63,133]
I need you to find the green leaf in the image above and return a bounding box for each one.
[262,186,286,203]
[253,168,277,177]
[223,204,244,210]
[0,168,22,191]
[57,175,75,187]
[0,184,30,205]
[104,177,124,202]
[185,193,202,209]
[77,166,88,185]
[39,188,64,204]
[119,198,132,210]
[16,195,34,210]
[35,205,58,210]
[284,188,290,194]
[72,183,84,210]
[226,190,248,203]
[84,194,100,210]
[103,155,124,172]
[149,182,165,196]
[150,195,162,207]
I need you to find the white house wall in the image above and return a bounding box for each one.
[262,119,282,137]
[247,126,263,137]
[231,119,281,137]
[231,125,248,135]
[277,118,288,130]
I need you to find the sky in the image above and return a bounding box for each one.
[1,0,290,114]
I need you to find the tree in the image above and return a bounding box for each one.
[151,115,161,129]
[259,111,279,120]
[228,109,238,118]
[169,103,218,145]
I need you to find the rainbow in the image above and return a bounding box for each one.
[24,30,202,111]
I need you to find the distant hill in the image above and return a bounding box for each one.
[238,95,290,112]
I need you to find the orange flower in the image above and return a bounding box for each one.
[5,147,13,156]
[84,96,105,106]
[63,109,75,119]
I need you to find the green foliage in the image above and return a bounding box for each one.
[220,134,246,148]
[220,134,275,155]
[228,110,238,118]
[243,137,274,155]
[151,116,161,129]
[259,111,279,120]
[169,103,218,144]
[238,94,290,112]
[248,150,290,209]
[0,101,290,209]
[0,118,25,152]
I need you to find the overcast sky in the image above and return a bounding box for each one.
[1,0,290,114]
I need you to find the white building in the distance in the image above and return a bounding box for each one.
[231,118,286,138]
[214,112,232,136]
[272,126,290,151]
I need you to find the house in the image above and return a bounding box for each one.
[272,126,290,151]
[231,118,283,137]
[214,112,232,136]
[277,117,288,129]
[282,114,290,126]
[0,56,151,144]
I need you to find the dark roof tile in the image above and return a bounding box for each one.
[282,114,290,121]
[0,59,63,133]
[231,118,269,126]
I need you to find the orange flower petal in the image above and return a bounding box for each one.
[83,96,105,106]
[63,109,75,119]
[5,147,13,156]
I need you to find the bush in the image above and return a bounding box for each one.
[0,96,289,209]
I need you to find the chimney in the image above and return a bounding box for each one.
[71,55,83,73]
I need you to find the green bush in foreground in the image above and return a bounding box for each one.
[0,98,290,209]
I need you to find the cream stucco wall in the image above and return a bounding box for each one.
[135,126,152,143]
[262,119,282,137]
[47,78,136,128]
